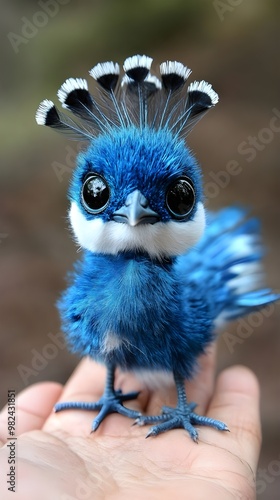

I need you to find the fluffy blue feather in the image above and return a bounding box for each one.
[58,251,213,379]
[58,206,278,379]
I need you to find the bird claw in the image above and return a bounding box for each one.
[136,404,228,441]
[90,394,142,432]
[55,389,141,431]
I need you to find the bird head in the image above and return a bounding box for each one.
[36,55,218,259]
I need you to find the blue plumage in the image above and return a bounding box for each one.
[58,250,213,379]
[59,206,277,377]
[36,55,279,440]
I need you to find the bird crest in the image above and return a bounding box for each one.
[35,54,218,140]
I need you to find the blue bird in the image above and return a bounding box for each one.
[36,55,279,441]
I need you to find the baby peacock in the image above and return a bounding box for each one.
[36,55,279,441]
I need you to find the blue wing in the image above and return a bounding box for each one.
[176,206,279,324]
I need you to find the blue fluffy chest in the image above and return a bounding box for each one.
[58,252,213,377]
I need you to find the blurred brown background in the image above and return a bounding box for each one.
[0,0,279,497]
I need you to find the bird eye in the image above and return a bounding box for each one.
[81,174,110,214]
[166,177,195,218]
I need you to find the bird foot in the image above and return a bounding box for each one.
[136,403,228,441]
[54,389,141,431]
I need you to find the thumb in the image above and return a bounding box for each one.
[206,365,261,472]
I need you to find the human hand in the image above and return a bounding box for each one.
[0,353,261,499]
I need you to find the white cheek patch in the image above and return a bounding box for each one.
[69,201,206,258]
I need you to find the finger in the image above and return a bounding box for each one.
[44,358,149,436]
[205,365,261,471]
[0,382,63,444]
[44,358,108,435]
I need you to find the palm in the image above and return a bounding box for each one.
[0,356,260,500]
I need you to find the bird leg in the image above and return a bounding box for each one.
[135,372,228,441]
[54,364,141,431]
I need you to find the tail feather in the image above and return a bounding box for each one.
[226,290,280,320]
[236,289,279,307]
[178,207,279,324]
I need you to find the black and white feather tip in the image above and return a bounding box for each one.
[35,99,60,127]
[144,74,162,91]
[35,98,92,139]
[89,62,120,91]
[160,61,192,91]
[57,78,92,111]
[188,80,219,108]
[123,55,153,83]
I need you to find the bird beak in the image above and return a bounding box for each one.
[112,190,160,226]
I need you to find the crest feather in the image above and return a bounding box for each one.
[160,61,192,91]
[188,80,219,106]
[36,55,219,140]
[35,99,56,126]
[123,55,153,82]
[57,78,89,107]
[89,62,120,91]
